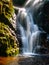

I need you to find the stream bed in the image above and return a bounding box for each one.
[0,55,49,65]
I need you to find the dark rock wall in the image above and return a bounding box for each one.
[33,1,49,34]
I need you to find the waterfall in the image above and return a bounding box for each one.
[15,0,48,56]
[17,7,41,55]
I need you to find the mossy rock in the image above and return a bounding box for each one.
[0,22,19,56]
[0,0,14,21]
[0,0,19,56]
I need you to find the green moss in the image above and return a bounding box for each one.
[0,22,19,56]
[0,0,19,56]
[0,0,14,21]
[6,47,19,56]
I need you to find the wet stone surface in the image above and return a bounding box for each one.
[0,55,49,65]
[18,55,49,65]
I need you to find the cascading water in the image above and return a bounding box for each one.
[17,7,41,55]
[16,0,48,55]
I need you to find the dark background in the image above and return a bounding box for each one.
[13,0,27,6]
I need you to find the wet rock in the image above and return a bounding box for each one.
[18,56,49,65]
[33,31,48,54]
[33,1,49,34]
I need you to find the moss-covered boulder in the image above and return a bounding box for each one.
[0,0,19,56]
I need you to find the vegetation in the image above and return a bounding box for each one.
[0,0,19,56]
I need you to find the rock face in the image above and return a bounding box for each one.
[33,31,49,54]
[0,0,19,56]
[33,1,49,34]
